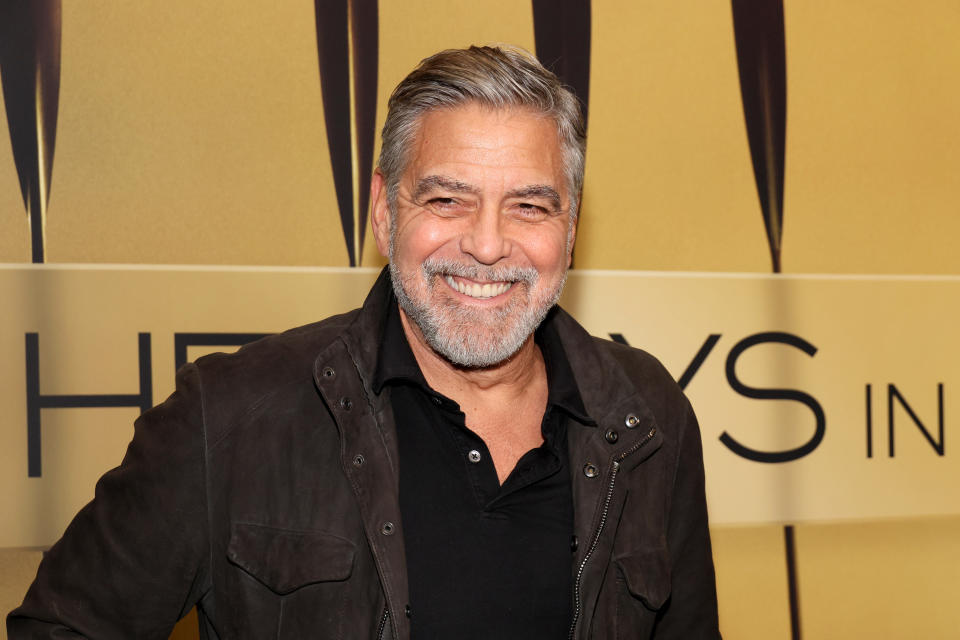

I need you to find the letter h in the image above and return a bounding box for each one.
[25,333,152,477]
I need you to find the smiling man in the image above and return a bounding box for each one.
[9,46,719,640]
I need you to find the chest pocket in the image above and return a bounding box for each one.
[226,523,363,639]
[227,522,365,639]
[614,548,672,639]
[227,523,356,594]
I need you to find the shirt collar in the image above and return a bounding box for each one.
[372,294,595,426]
[372,296,427,393]
[537,308,595,425]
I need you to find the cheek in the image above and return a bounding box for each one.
[521,227,571,272]
[394,219,455,263]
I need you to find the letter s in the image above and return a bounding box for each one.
[720,332,825,463]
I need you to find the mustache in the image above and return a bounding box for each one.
[421,257,539,285]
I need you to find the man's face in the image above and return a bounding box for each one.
[372,102,576,368]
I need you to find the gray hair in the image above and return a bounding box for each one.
[378,45,586,217]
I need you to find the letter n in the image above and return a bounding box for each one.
[887,383,945,457]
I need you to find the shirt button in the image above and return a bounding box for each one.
[467,450,482,463]
[431,396,442,406]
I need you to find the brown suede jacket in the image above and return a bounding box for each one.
[9,269,720,639]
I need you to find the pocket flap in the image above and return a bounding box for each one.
[615,548,672,611]
[227,523,355,595]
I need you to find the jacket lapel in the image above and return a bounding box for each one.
[313,269,410,640]
[552,309,664,637]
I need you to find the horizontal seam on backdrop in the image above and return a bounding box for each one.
[2,264,960,282]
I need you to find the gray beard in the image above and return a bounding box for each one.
[389,256,566,368]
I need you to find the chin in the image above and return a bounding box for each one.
[398,274,563,369]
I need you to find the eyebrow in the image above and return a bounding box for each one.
[414,175,563,211]
[505,185,562,211]
[413,175,478,200]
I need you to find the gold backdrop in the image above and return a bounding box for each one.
[2,1,959,638]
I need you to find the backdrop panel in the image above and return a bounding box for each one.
[1,265,956,547]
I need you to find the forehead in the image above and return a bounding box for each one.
[405,103,565,189]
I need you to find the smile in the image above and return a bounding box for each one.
[444,275,513,299]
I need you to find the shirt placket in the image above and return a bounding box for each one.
[437,407,502,509]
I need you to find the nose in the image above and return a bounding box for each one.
[459,206,510,265]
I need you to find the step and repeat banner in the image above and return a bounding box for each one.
[1,265,955,548]
[3,1,960,637]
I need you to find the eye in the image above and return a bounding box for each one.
[426,197,463,214]
[513,202,549,219]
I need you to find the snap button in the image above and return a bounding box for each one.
[467,450,482,463]
[604,429,619,443]
[353,454,365,467]
[321,366,335,379]
[583,463,599,478]
[380,521,395,536]
[625,413,640,428]
[339,397,353,411]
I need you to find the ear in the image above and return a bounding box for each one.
[370,169,391,258]
[566,199,581,267]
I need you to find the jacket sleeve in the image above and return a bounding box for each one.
[654,399,721,638]
[7,363,211,639]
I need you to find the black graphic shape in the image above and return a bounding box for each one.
[314,0,378,266]
[532,0,592,131]
[0,0,62,263]
[732,7,794,631]
[174,332,271,370]
[731,0,786,273]
[25,333,152,477]
[784,524,801,640]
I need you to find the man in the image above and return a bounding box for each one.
[9,46,719,639]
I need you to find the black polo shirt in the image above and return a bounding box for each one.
[372,299,594,639]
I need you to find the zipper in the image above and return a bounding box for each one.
[376,605,390,639]
[568,426,657,640]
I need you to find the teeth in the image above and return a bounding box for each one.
[444,275,512,299]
